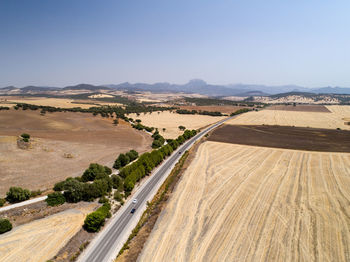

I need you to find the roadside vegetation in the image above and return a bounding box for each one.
[230,108,251,116]
[117,150,190,259]
[0,218,12,234]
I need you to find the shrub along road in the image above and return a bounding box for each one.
[78,116,234,262]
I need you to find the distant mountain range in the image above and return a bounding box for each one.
[2,80,350,97]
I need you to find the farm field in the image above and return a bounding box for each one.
[0,203,96,262]
[178,105,246,114]
[266,104,330,112]
[0,110,152,196]
[227,105,350,130]
[139,141,350,262]
[0,96,122,108]
[208,125,350,152]
[128,111,226,138]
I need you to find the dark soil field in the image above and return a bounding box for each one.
[266,104,330,112]
[208,124,350,152]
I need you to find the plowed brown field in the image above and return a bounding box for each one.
[139,141,350,262]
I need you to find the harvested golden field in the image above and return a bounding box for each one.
[0,96,121,108]
[0,203,95,262]
[227,105,350,130]
[139,141,350,262]
[128,111,225,138]
[0,110,152,196]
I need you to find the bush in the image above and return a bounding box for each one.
[98,196,109,204]
[114,191,123,202]
[63,180,85,203]
[0,198,5,207]
[114,150,139,169]
[111,175,122,189]
[53,181,66,191]
[21,133,30,139]
[81,163,110,182]
[46,192,66,206]
[0,218,12,234]
[30,190,42,198]
[84,211,106,232]
[6,187,31,203]
[83,203,111,232]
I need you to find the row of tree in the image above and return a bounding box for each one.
[176,109,224,116]
[14,103,175,122]
[113,150,139,169]
[230,108,251,116]
[83,201,111,232]
[119,129,198,195]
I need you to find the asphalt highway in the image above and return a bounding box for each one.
[80,116,233,262]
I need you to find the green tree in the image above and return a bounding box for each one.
[111,175,122,189]
[119,154,130,167]
[63,179,84,203]
[46,192,66,206]
[114,191,123,202]
[6,187,31,203]
[81,163,108,182]
[0,219,12,234]
[84,212,105,232]
[21,133,30,139]
[178,125,186,131]
[113,119,119,125]
[0,198,5,207]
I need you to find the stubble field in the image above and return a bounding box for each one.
[0,110,152,196]
[0,96,123,109]
[227,105,350,130]
[128,111,226,138]
[139,141,350,262]
[0,203,96,262]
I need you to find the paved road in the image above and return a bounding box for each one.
[80,116,233,262]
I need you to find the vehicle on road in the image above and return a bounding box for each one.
[132,199,137,204]
[131,208,136,214]
[178,151,182,154]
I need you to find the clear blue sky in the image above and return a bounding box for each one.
[1,0,349,87]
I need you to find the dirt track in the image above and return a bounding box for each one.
[209,125,350,152]
[227,105,350,130]
[139,141,350,262]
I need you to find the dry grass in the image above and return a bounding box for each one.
[227,105,350,130]
[0,110,152,196]
[0,96,122,108]
[0,203,96,262]
[128,111,225,138]
[139,141,350,262]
